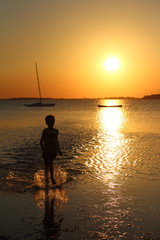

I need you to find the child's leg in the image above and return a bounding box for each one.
[44,158,49,188]
[49,158,56,184]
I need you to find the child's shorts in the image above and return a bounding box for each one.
[42,152,57,165]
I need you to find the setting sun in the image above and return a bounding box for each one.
[104,57,120,72]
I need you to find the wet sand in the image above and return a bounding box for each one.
[0,168,160,240]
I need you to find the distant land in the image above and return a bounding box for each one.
[3,97,137,100]
[0,95,160,100]
[142,94,160,99]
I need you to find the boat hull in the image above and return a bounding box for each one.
[98,104,122,108]
[24,102,55,107]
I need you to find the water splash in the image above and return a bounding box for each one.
[33,169,45,188]
[2,169,33,192]
[6,170,15,180]
[54,165,68,186]
[5,170,30,183]
[33,165,68,189]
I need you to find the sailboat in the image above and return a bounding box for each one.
[24,62,55,107]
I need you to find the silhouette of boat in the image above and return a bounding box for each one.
[24,102,55,107]
[24,62,55,107]
[98,104,122,107]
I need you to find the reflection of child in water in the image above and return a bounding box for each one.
[40,115,62,185]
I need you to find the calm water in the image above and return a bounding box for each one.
[0,99,160,239]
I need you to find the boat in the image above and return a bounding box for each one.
[24,62,55,107]
[98,104,122,108]
[24,102,55,107]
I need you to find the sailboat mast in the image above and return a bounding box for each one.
[35,62,42,104]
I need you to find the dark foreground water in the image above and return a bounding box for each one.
[0,99,160,239]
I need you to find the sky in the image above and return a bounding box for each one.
[1,0,160,99]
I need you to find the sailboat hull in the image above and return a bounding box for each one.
[24,102,55,107]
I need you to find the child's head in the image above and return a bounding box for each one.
[45,115,55,127]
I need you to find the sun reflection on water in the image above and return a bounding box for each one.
[86,101,126,181]
[100,106,123,134]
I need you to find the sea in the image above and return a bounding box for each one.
[0,98,160,239]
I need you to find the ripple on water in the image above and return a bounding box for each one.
[84,133,160,181]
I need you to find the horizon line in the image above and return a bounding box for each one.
[1,95,160,100]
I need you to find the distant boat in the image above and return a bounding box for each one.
[24,101,55,107]
[98,104,122,108]
[24,62,55,107]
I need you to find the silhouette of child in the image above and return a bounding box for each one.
[40,115,62,186]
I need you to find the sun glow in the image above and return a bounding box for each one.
[104,57,120,71]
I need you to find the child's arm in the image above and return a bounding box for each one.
[57,139,63,155]
[58,145,63,155]
[40,130,45,151]
[56,130,63,155]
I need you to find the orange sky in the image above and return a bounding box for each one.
[1,0,160,99]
